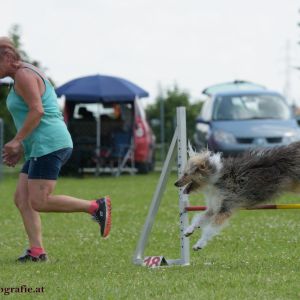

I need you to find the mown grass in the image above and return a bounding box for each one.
[0,170,300,299]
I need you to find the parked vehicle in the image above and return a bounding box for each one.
[56,74,156,175]
[194,81,300,156]
[62,99,155,174]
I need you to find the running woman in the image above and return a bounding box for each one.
[0,37,111,262]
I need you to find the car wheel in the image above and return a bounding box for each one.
[136,162,149,174]
[148,153,155,172]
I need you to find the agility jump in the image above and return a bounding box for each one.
[133,107,300,267]
[186,203,300,211]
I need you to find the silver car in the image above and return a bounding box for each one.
[194,81,300,156]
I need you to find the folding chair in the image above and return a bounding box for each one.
[111,130,135,176]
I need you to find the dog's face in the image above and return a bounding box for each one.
[174,151,222,194]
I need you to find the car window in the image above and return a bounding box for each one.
[73,103,114,119]
[135,100,146,119]
[213,94,291,121]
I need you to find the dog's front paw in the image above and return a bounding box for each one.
[193,240,207,251]
[184,225,194,237]
[192,244,202,251]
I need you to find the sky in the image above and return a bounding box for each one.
[1,0,300,106]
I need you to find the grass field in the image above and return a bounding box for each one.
[1,170,300,299]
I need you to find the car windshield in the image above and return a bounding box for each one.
[213,94,291,121]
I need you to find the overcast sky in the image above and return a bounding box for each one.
[1,0,300,105]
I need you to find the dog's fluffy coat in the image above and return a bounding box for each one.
[175,141,300,250]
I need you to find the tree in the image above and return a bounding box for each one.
[8,24,30,62]
[8,24,54,84]
[0,84,15,143]
[146,85,203,150]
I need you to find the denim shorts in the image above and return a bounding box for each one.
[21,148,73,180]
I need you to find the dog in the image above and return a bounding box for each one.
[175,141,300,250]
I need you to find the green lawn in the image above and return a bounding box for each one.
[0,171,300,299]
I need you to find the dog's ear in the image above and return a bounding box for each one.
[187,141,196,158]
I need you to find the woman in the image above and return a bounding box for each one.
[0,37,111,262]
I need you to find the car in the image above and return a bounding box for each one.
[62,99,155,174]
[194,81,300,156]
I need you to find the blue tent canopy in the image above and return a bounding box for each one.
[55,74,149,103]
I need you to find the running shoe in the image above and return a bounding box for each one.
[92,196,111,238]
[17,249,48,263]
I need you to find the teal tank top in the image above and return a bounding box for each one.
[6,68,73,160]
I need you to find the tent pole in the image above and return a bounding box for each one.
[95,104,101,176]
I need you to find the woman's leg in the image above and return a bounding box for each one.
[27,179,111,237]
[14,173,43,249]
[25,148,111,238]
[27,179,91,213]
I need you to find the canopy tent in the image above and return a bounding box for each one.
[55,74,149,102]
[55,74,149,175]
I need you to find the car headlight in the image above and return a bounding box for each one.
[196,123,209,131]
[213,130,236,144]
[282,131,300,144]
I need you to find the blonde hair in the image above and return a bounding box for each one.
[0,36,21,61]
